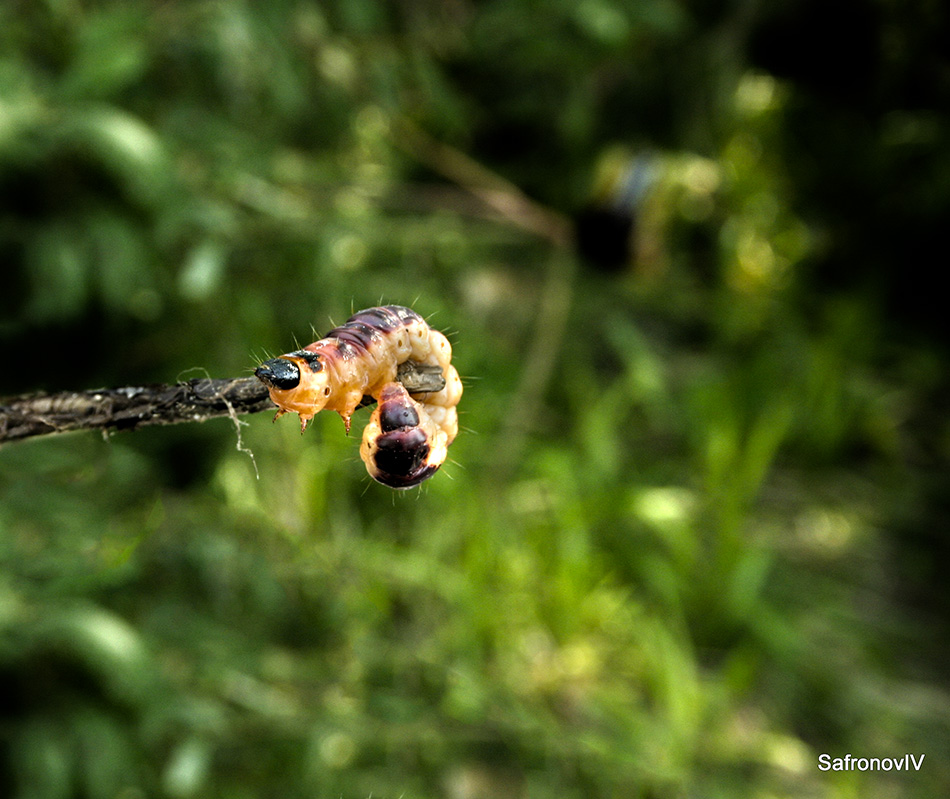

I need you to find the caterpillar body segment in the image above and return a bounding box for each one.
[255,305,461,488]
[255,305,424,433]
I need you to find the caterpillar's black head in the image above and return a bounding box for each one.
[360,382,440,488]
[255,357,302,390]
[371,428,439,488]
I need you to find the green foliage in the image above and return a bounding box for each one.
[3,1,949,798]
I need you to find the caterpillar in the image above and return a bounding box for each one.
[254,305,462,488]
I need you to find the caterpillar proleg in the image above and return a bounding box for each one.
[255,305,462,488]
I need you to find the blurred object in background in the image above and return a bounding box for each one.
[575,147,723,285]
[575,148,659,274]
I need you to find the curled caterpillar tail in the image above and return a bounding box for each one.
[359,383,446,488]
[255,305,462,488]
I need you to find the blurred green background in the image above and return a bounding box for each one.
[2,1,949,797]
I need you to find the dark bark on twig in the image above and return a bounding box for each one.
[0,361,446,445]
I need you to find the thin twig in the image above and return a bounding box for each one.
[0,361,446,445]
[392,119,574,247]
[496,249,577,479]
